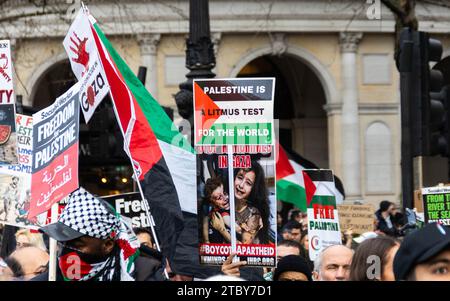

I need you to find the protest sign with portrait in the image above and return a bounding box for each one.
[0,40,18,164]
[194,78,276,268]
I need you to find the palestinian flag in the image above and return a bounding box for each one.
[88,18,196,264]
[283,145,345,205]
[306,169,344,205]
[303,169,338,207]
[276,143,316,212]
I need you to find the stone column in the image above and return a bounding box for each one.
[339,32,363,200]
[137,34,161,100]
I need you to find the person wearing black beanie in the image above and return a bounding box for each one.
[273,255,313,281]
[379,200,392,213]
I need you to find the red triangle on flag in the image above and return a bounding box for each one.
[276,141,295,180]
[302,170,317,206]
[194,82,222,144]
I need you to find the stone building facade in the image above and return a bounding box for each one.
[2,0,450,207]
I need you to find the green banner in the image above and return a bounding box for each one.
[422,190,450,224]
[199,122,272,145]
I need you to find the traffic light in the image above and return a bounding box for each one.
[418,32,447,157]
[397,28,449,209]
[397,28,448,157]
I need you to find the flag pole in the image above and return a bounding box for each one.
[83,12,168,280]
[130,165,170,280]
[227,145,237,260]
[106,91,168,279]
[48,202,59,281]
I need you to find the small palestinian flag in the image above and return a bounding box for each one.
[88,17,196,264]
[304,169,344,205]
[303,169,338,207]
[276,143,316,212]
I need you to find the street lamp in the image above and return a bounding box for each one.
[174,0,216,145]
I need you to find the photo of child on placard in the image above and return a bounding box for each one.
[0,104,18,164]
[197,146,276,267]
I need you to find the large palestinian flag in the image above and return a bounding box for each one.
[276,143,316,212]
[88,18,196,264]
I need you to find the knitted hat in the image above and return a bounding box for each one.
[273,255,313,281]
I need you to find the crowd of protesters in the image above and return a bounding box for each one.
[0,195,449,281]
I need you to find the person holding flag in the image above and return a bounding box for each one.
[33,187,165,281]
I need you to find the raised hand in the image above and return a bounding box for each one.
[69,32,90,72]
[0,53,8,69]
[221,253,247,277]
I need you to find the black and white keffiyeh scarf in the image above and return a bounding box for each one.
[58,187,140,281]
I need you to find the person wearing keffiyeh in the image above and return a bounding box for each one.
[33,187,165,281]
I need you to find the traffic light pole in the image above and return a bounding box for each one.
[398,28,415,210]
[400,69,415,209]
[398,28,447,210]
[174,0,215,146]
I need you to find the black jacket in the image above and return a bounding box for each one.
[30,245,165,281]
[375,210,399,237]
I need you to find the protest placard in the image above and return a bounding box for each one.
[194,78,276,268]
[0,40,18,164]
[304,169,342,261]
[63,7,109,123]
[103,192,152,228]
[194,78,275,146]
[422,186,450,225]
[28,83,80,218]
[337,204,375,235]
[0,114,31,227]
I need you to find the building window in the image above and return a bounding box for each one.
[362,54,391,85]
[165,56,189,86]
[365,122,393,193]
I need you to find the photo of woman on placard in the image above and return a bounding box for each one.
[210,160,270,245]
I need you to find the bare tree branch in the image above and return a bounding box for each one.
[381,0,406,18]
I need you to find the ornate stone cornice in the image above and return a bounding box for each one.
[137,33,161,56]
[339,32,363,53]
[6,0,450,38]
